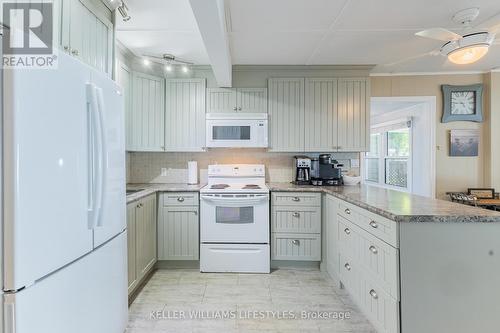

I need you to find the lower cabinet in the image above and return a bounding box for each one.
[158,192,199,260]
[271,192,321,261]
[127,194,157,296]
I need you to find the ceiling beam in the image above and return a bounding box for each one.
[189,0,232,87]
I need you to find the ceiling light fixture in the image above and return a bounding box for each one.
[441,32,494,65]
[181,65,189,73]
[165,63,173,72]
[143,58,150,66]
[117,1,131,22]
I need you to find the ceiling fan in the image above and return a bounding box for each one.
[142,53,194,72]
[387,8,500,68]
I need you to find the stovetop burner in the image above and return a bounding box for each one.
[210,184,230,189]
[242,184,261,189]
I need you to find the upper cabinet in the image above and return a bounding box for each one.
[207,88,267,113]
[116,61,133,150]
[129,72,165,152]
[268,78,305,152]
[165,79,207,152]
[269,77,370,152]
[337,78,370,152]
[60,0,113,76]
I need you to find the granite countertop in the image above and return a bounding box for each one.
[126,183,205,204]
[267,182,500,223]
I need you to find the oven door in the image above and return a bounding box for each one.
[200,193,269,243]
[205,118,268,148]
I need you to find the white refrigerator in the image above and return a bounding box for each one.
[1,51,128,332]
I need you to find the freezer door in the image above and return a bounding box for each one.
[3,53,94,290]
[4,232,128,333]
[89,70,126,248]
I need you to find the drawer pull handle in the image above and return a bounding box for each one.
[369,221,378,228]
[344,208,351,215]
[369,289,378,299]
[292,197,300,202]
[292,212,300,217]
[344,263,351,271]
[369,245,378,254]
[177,197,185,202]
[344,228,351,235]
[292,239,300,246]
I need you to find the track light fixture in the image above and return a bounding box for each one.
[118,1,131,22]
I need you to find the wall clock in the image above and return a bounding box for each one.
[442,84,483,123]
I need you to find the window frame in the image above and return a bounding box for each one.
[362,119,413,193]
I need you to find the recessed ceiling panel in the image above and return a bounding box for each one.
[228,0,348,32]
[230,31,324,64]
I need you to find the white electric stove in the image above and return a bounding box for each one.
[200,164,270,273]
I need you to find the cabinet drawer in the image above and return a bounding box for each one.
[272,192,321,207]
[359,275,399,333]
[272,206,321,233]
[162,192,199,206]
[337,200,398,247]
[338,215,399,299]
[272,233,321,261]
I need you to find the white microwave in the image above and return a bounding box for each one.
[206,113,268,148]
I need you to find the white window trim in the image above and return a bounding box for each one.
[362,118,413,193]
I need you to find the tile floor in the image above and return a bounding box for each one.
[127,268,376,333]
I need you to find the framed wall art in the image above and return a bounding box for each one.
[450,129,479,157]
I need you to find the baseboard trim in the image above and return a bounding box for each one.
[155,260,200,269]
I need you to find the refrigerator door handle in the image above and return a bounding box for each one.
[95,86,107,227]
[86,83,103,230]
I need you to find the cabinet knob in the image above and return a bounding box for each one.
[369,221,378,228]
[177,197,185,202]
[71,49,79,56]
[344,262,351,271]
[233,107,237,111]
[344,228,351,235]
[369,245,378,254]
[63,45,70,52]
[369,289,378,299]
[292,239,300,246]
[344,208,351,215]
[292,197,300,202]
[238,107,242,111]
[292,212,300,218]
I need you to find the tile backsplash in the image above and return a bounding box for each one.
[128,149,360,184]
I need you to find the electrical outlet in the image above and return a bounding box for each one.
[161,168,167,176]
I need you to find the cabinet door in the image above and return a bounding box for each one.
[206,88,237,113]
[237,88,267,113]
[126,203,137,295]
[135,195,157,280]
[68,0,113,76]
[337,78,370,152]
[117,61,133,150]
[325,195,339,280]
[158,206,199,260]
[304,78,338,152]
[165,79,206,151]
[268,78,305,152]
[130,72,165,151]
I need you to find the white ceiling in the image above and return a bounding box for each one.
[116,0,500,73]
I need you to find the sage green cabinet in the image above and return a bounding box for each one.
[165,79,206,151]
[116,61,133,150]
[60,0,113,76]
[324,194,339,281]
[337,78,370,152]
[129,72,165,151]
[207,88,267,113]
[127,194,157,296]
[158,192,199,261]
[268,78,305,152]
[269,77,370,152]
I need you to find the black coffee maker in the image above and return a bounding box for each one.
[318,154,344,186]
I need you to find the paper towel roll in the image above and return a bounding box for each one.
[187,161,198,184]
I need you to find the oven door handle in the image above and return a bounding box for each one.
[201,195,269,206]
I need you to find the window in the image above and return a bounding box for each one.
[364,122,412,191]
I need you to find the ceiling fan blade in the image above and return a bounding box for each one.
[384,49,440,68]
[474,12,500,33]
[415,28,462,41]
[144,54,165,60]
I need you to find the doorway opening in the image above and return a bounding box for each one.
[364,97,437,198]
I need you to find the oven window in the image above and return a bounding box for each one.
[216,206,254,224]
[213,126,251,140]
